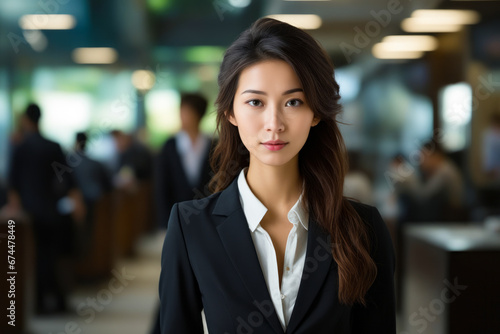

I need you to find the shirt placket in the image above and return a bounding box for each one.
[260,227,286,327]
[281,216,298,325]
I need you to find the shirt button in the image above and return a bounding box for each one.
[286,266,290,271]
[281,294,286,300]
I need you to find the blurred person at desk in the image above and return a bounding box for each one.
[2,103,85,314]
[410,141,465,222]
[155,93,216,229]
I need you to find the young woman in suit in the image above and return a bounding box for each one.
[159,17,396,334]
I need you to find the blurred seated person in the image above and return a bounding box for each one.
[413,141,465,222]
[155,92,216,229]
[4,103,85,314]
[71,132,113,245]
[111,130,153,190]
[388,153,420,224]
[483,113,500,181]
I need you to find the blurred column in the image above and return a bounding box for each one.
[428,29,469,131]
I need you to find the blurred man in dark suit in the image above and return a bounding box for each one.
[150,93,216,333]
[155,93,216,229]
[5,103,85,314]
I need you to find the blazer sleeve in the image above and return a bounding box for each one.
[159,203,204,333]
[351,206,396,334]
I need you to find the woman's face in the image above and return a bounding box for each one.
[229,59,319,169]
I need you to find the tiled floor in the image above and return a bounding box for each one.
[29,232,165,334]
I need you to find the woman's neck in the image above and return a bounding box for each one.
[246,159,302,213]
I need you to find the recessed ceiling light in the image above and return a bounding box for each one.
[19,14,76,30]
[132,70,156,91]
[381,35,439,52]
[228,0,251,8]
[372,44,424,59]
[265,14,322,30]
[401,18,463,33]
[401,9,480,33]
[72,48,118,64]
[412,9,480,25]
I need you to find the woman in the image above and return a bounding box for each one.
[159,18,395,334]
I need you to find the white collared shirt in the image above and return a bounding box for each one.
[175,131,210,187]
[237,168,308,331]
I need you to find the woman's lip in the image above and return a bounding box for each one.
[262,140,286,145]
[262,142,287,151]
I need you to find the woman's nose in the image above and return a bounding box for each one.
[264,105,285,132]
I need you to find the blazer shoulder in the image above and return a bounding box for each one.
[348,200,376,221]
[160,136,177,152]
[174,190,223,221]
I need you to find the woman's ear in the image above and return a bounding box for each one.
[311,117,320,127]
[227,111,238,126]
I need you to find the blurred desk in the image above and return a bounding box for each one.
[76,192,116,280]
[402,224,500,334]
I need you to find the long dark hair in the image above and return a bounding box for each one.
[209,17,377,305]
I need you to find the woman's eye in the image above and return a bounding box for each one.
[286,99,303,107]
[247,99,263,107]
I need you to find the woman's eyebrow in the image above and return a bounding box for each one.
[241,88,303,95]
[241,89,266,95]
[283,88,303,95]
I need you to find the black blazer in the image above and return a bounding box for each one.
[155,136,215,228]
[159,176,396,334]
[9,132,76,223]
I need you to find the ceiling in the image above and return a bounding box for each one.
[0,0,499,69]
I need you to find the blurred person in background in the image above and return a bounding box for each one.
[4,103,85,314]
[111,129,153,190]
[483,113,500,180]
[413,141,465,222]
[150,92,216,334]
[71,131,112,252]
[388,153,420,224]
[155,92,216,229]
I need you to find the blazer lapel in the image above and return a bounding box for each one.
[213,178,284,334]
[286,219,334,333]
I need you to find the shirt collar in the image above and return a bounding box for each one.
[176,130,207,152]
[237,168,308,233]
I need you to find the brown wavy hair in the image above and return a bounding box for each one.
[209,17,377,305]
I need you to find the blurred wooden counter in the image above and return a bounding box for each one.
[402,224,500,334]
